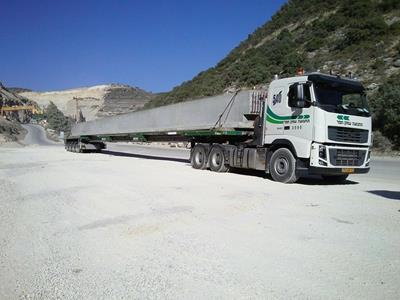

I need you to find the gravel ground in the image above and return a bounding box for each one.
[0,143,399,299]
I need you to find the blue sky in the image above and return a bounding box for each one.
[0,0,286,92]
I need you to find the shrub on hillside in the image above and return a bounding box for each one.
[45,102,73,134]
[370,73,400,149]
[372,131,393,151]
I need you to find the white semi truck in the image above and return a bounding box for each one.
[66,72,371,183]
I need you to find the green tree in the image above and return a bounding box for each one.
[370,73,400,149]
[45,102,73,133]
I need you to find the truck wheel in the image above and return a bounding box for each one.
[269,148,299,183]
[321,174,348,183]
[209,146,229,172]
[191,145,207,169]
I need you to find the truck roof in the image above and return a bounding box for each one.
[272,72,364,92]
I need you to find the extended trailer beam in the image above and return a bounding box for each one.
[66,128,255,153]
[78,129,253,143]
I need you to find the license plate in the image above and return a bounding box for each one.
[342,168,354,173]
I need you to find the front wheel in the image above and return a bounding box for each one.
[269,148,299,183]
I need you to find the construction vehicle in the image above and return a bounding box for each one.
[65,73,372,183]
[0,105,42,116]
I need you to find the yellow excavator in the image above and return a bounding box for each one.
[0,105,43,116]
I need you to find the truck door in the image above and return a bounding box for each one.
[265,85,288,135]
[286,82,314,143]
[265,82,313,142]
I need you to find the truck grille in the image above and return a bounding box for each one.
[329,149,366,166]
[328,126,368,143]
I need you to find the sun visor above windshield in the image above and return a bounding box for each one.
[308,74,364,93]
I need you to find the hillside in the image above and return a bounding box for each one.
[146,0,400,108]
[0,82,36,122]
[21,84,155,121]
[7,87,32,93]
[0,83,31,142]
[0,117,26,144]
[0,82,30,105]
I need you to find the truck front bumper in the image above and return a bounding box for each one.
[309,142,371,175]
[308,166,370,175]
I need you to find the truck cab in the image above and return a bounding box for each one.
[263,73,371,182]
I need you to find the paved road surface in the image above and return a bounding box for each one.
[21,124,60,146]
[0,134,399,299]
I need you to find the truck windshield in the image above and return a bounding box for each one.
[313,83,370,117]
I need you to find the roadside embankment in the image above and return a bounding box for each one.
[0,117,26,146]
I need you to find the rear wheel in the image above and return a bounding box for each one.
[269,148,299,183]
[321,174,348,183]
[209,146,229,172]
[191,145,208,169]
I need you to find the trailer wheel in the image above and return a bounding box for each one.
[191,145,207,169]
[269,148,299,183]
[209,146,229,172]
[321,174,348,183]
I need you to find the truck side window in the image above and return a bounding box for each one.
[303,84,311,108]
[288,84,311,108]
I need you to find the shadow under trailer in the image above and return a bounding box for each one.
[65,73,372,183]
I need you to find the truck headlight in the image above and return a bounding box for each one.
[319,145,326,159]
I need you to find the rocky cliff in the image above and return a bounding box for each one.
[21,84,155,121]
[0,82,35,123]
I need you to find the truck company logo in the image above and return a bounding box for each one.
[272,91,282,105]
[266,107,310,124]
[337,114,363,127]
[337,115,350,121]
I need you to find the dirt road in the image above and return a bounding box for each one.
[21,124,60,146]
[1,141,399,299]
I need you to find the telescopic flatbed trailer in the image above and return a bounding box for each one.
[66,73,372,183]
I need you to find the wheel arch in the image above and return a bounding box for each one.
[269,139,298,157]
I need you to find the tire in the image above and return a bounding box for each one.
[209,146,229,172]
[321,174,349,183]
[269,148,299,183]
[190,145,208,169]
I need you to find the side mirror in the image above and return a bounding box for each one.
[296,100,305,108]
[295,84,305,108]
[289,83,309,108]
